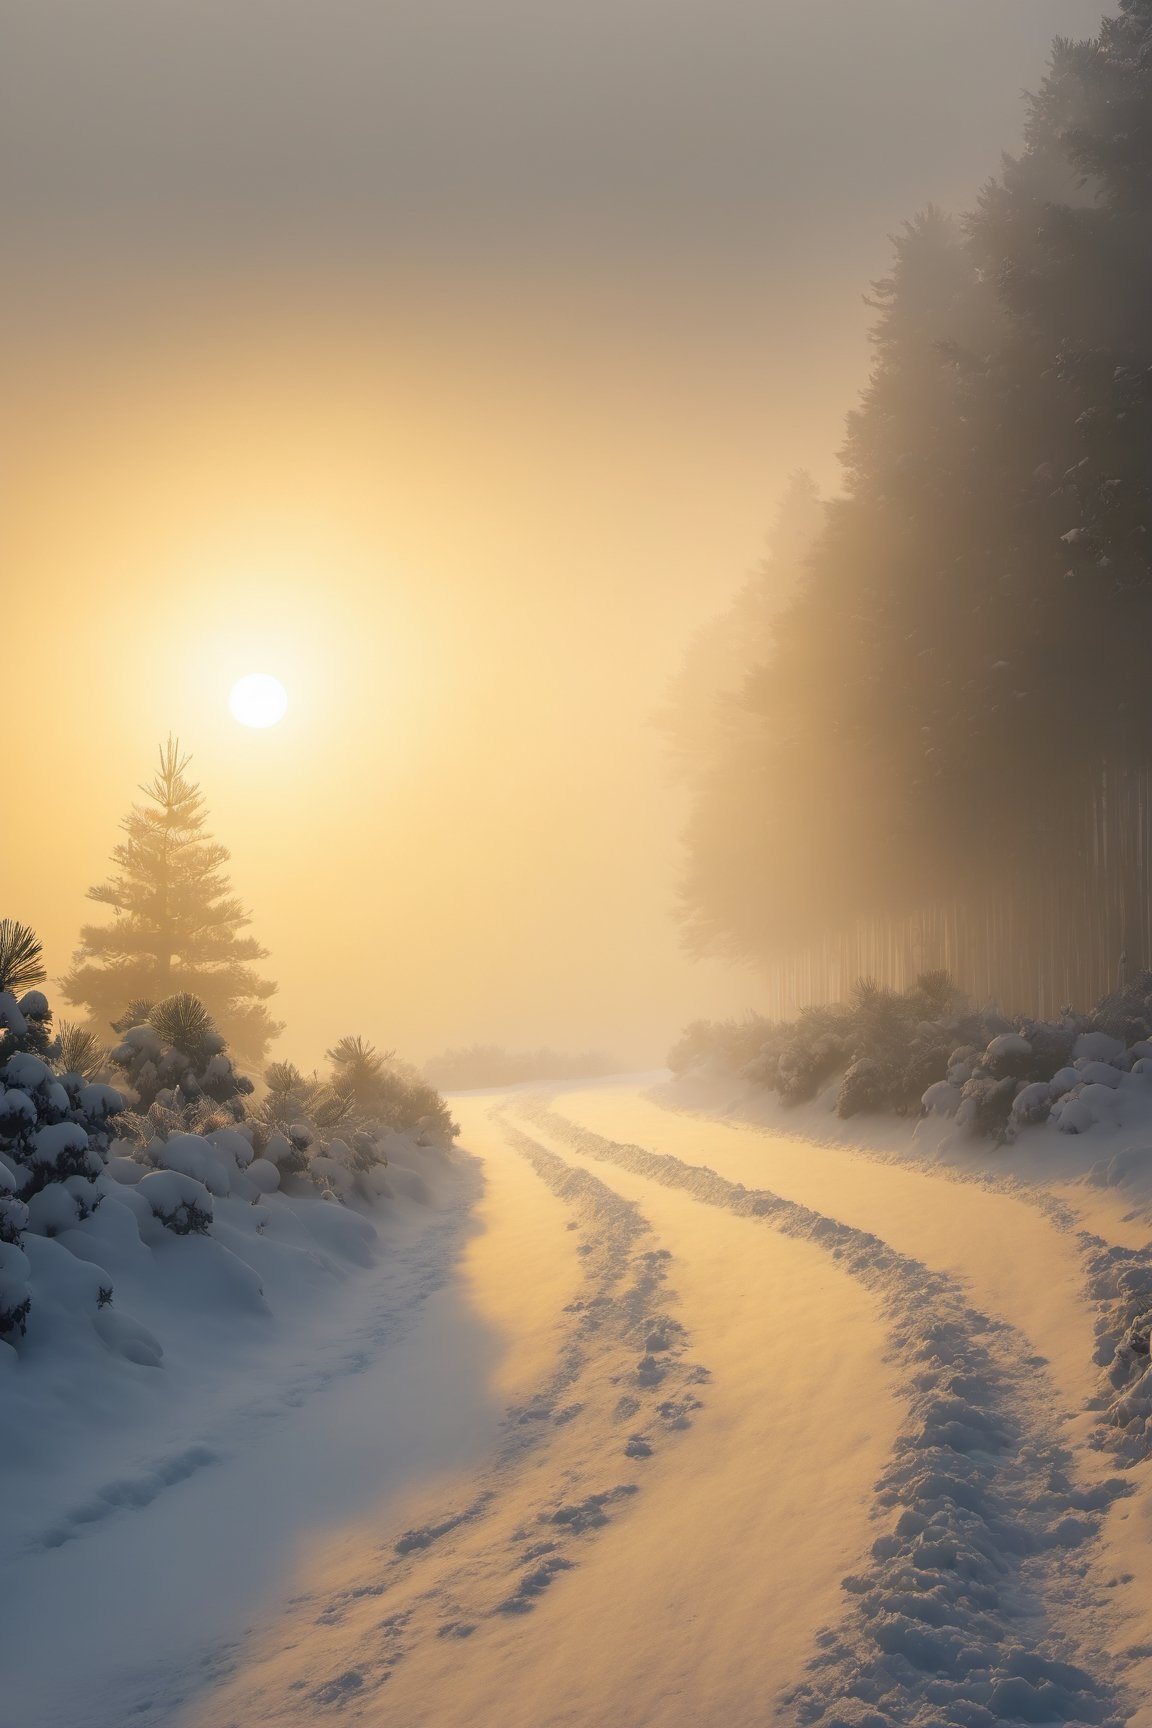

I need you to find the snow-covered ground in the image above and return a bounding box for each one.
[0,1140,484,1728]
[10,1076,1152,1725]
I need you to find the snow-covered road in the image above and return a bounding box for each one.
[13,1082,1152,1726]
[162,1090,902,1728]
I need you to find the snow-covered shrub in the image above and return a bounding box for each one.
[324,1036,457,1141]
[1010,1081,1054,1129]
[54,1020,111,1080]
[257,1061,354,1137]
[105,984,452,1215]
[0,922,452,1415]
[982,1033,1034,1081]
[836,1056,893,1118]
[672,973,995,1116]
[110,993,254,1147]
[0,926,125,1335]
[137,1170,213,1235]
[668,1014,777,1079]
[777,1026,849,1104]
[921,1078,962,1117]
[675,965,1152,1141]
[262,1120,385,1201]
[260,1125,314,1179]
[0,1050,122,1199]
[916,979,1152,1140]
[1017,1019,1075,1078]
[251,1040,456,1199]
[956,1074,1018,1139]
[1091,971,1152,1049]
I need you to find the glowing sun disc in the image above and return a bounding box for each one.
[229,673,288,729]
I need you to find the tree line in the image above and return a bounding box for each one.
[672,3,1152,1016]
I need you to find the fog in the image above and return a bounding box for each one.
[3,0,1105,1068]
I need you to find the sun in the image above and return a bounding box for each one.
[229,673,288,729]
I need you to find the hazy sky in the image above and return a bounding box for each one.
[4,0,1107,1067]
[4,1,1105,262]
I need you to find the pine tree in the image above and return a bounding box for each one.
[677,4,1152,1012]
[0,920,48,998]
[804,31,1152,915]
[678,209,989,960]
[62,740,283,1066]
[0,919,59,1061]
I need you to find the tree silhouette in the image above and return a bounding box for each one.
[677,6,1152,1013]
[62,739,283,1065]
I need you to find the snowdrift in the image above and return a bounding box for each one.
[0,994,457,1464]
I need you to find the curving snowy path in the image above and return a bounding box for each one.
[14,1082,1152,1726]
[172,1096,900,1727]
[550,1084,1102,1421]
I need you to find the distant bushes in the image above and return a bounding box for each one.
[424,1043,626,1090]
[1,917,461,1349]
[671,973,971,1113]
[111,1015,457,1195]
[670,969,1152,1140]
[251,1036,458,1192]
[323,1036,457,1140]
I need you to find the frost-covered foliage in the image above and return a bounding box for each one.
[54,1020,110,1080]
[324,1036,457,1141]
[669,1014,779,1080]
[424,1043,626,1089]
[921,969,1152,1141]
[0,929,124,1336]
[251,1038,457,1197]
[0,919,50,1000]
[258,1059,355,1137]
[673,973,985,1115]
[0,924,453,1397]
[109,993,254,1146]
[677,966,1152,1143]
[107,1001,456,1207]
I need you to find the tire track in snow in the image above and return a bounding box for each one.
[515,1098,1132,1728]
[218,1119,712,1721]
[1087,1240,1152,1464]
[661,1085,1152,1470]
[662,1085,1086,1235]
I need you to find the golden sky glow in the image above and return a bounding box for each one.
[7,281,792,1064]
[2,0,1107,1068]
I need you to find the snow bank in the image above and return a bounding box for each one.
[0,1041,457,1466]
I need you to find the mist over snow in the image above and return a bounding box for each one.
[11,4,1152,1727]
